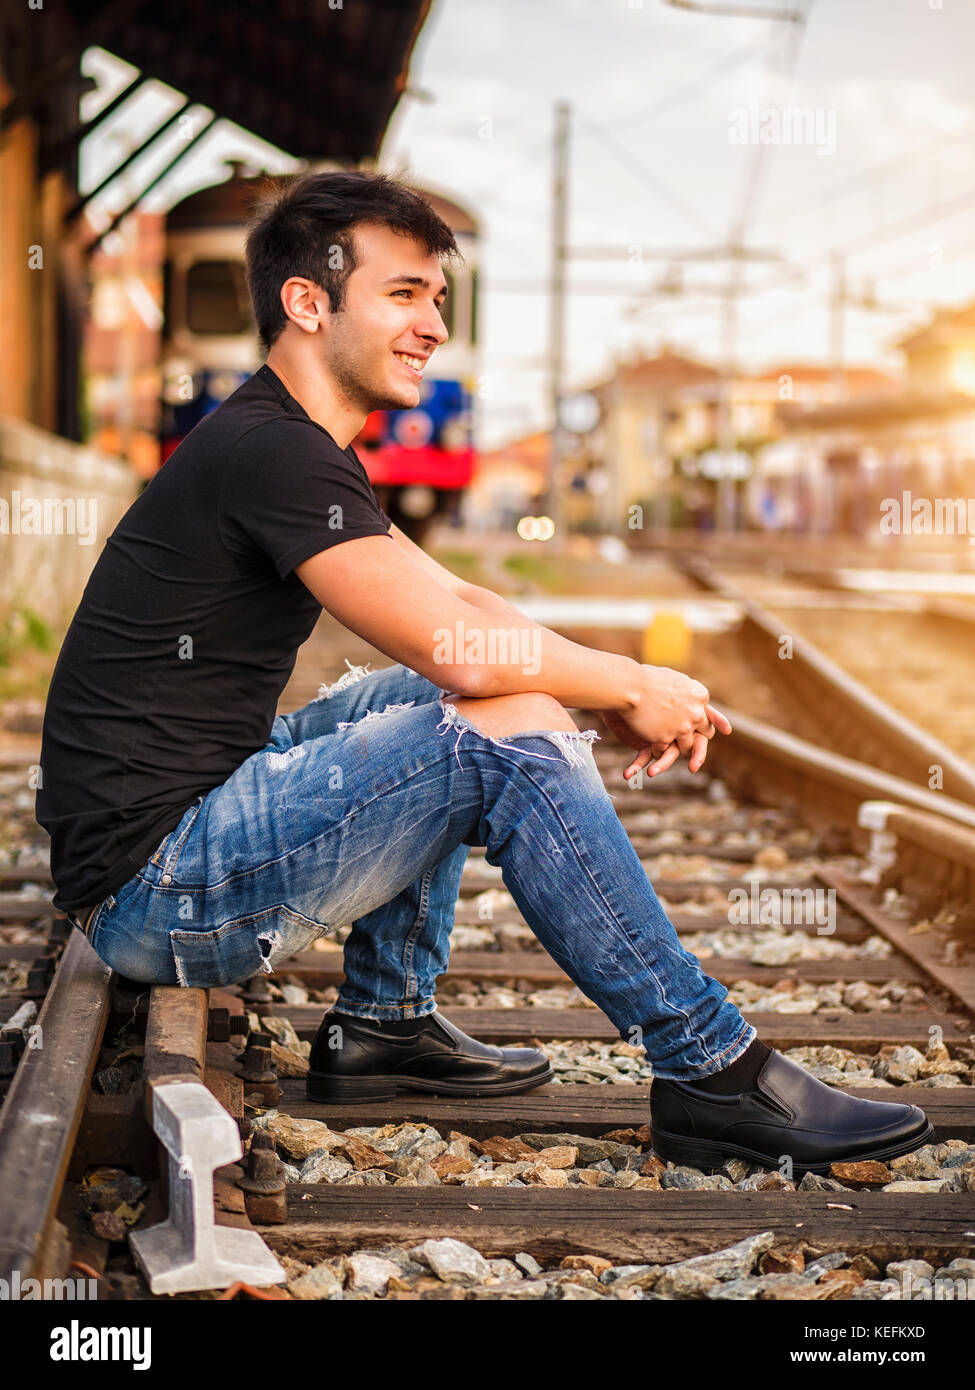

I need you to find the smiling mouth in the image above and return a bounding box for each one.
[393,351,426,380]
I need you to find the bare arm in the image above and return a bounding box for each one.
[453,580,732,773]
[296,531,729,764]
[295,533,643,711]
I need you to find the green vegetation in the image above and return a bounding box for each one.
[0,606,58,701]
[0,606,52,664]
[501,551,573,593]
[428,548,486,586]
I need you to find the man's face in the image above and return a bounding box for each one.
[320,222,449,413]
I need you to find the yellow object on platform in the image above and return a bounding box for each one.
[641,612,692,667]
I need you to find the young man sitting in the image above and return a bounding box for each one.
[36,171,932,1174]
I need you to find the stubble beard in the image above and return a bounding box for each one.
[326,329,419,416]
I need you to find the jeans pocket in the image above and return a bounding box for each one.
[169,904,332,989]
[149,796,206,881]
[87,874,176,984]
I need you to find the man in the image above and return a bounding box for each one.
[36,171,931,1174]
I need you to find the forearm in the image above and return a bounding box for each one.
[456,582,538,623]
[452,582,642,712]
[300,538,645,717]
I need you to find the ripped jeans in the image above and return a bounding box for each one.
[80,661,755,1078]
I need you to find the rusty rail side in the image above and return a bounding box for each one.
[0,931,112,1282]
[676,554,975,804]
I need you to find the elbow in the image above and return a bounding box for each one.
[422,600,500,698]
[435,662,489,700]
[425,646,499,699]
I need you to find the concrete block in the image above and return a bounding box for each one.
[129,1080,285,1294]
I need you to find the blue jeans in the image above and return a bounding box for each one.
[73,662,755,1079]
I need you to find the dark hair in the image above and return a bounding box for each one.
[243,170,461,352]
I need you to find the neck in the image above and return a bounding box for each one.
[264,345,365,449]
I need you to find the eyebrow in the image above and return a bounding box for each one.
[382,274,448,299]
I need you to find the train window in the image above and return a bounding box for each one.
[185,260,253,335]
[469,267,478,347]
[439,267,456,339]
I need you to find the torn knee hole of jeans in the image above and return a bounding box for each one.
[257,931,277,974]
[266,743,308,770]
[315,658,374,701]
[336,700,416,731]
[436,698,601,772]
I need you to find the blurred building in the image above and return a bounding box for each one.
[589,348,718,531]
[572,347,893,533]
[775,301,975,535]
[898,302,975,394]
[84,212,166,481]
[466,431,550,531]
[0,49,88,438]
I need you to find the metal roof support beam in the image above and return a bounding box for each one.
[65,97,192,225]
[83,111,219,255]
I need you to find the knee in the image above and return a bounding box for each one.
[444,689,578,739]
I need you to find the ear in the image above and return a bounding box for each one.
[279,277,326,336]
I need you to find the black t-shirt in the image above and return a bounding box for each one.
[35,363,392,911]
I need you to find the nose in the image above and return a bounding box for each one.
[416,301,449,347]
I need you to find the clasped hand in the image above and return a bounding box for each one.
[596,664,732,781]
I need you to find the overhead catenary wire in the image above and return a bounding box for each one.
[575,113,717,238]
[599,35,771,134]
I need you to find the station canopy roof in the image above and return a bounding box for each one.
[2,0,432,162]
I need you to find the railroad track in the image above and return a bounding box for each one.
[670,552,975,805]
[631,527,975,577]
[1,700,974,1303]
[717,558,975,766]
[0,746,73,1112]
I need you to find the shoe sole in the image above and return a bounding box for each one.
[306,1066,555,1103]
[649,1120,936,1177]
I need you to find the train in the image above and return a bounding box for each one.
[158,165,479,540]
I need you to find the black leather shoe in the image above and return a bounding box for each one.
[305,1010,554,1102]
[650,1048,934,1176]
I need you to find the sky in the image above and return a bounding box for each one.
[80,0,975,447]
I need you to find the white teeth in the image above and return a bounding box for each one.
[395,352,424,372]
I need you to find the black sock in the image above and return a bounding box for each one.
[331,1009,423,1035]
[683,1038,772,1094]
